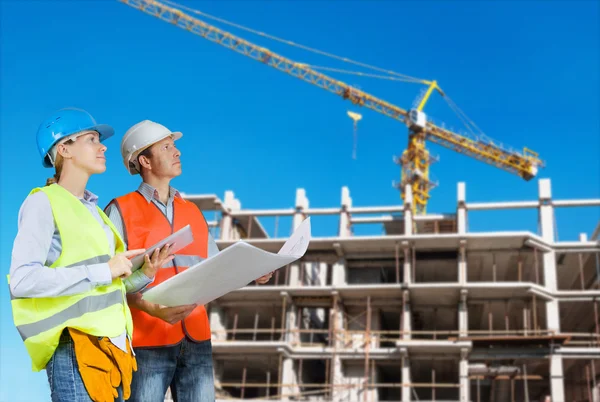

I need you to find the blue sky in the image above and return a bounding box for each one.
[1,0,598,400]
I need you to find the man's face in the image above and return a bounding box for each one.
[141,136,182,179]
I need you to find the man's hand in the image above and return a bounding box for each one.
[141,244,174,279]
[127,293,196,325]
[152,303,197,325]
[255,271,274,285]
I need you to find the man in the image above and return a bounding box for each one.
[105,120,272,402]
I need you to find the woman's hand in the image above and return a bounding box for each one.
[108,249,146,279]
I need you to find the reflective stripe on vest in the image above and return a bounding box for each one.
[162,254,204,268]
[16,289,123,340]
[8,184,132,372]
[65,254,110,267]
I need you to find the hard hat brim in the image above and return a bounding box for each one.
[94,124,116,142]
[42,123,115,168]
[170,131,183,142]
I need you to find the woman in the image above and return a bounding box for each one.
[8,108,172,402]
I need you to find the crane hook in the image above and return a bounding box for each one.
[347,111,363,160]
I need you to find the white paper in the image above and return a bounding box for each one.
[130,225,194,272]
[142,218,311,307]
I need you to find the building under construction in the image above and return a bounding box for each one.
[161,178,600,402]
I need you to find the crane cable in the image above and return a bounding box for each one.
[443,95,485,139]
[158,0,495,148]
[301,65,421,83]
[444,95,527,157]
[160,0,423,83]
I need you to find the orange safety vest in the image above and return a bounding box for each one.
[108,191,211,348]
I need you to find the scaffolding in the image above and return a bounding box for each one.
[171,179,600,402]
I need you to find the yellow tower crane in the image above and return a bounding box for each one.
[119,0,545,215]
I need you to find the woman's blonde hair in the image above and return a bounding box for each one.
[45,139,74,186]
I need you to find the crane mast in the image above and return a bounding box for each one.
[120,0,545,215]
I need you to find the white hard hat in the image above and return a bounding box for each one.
[121,120,182,175]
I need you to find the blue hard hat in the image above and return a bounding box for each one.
[36,107,115,167]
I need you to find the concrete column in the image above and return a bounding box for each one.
[318,262,327,286]
[281,356,299,400]
[458,240,467,284]
[401,349,411,402]
[402,290,412,340]
[368,367,379,402]
[457,182,467,235]
[302,262,310,286]
[288,264,300,286]
[285,303,298,345]
[539,179,561,332]
[543,250,558,293]
[330,355,345,401]
[539,179,555,243]
[546,299,561,332]
[209,304,227,341]
[290,189,309,288]
[459,290,468,337]
[459,349,470,402]
[331,293,345,349]
[404,185,413,235]
[339,186,352,237]
[403,242,412,284]
[293,188,309,230]
[329,294,346,401]
[313,262,328,324]
[332,259,347,286]
[370,307,381,349]
[219,191,235,240]
[221,192,242,241]
[550,354,565,402]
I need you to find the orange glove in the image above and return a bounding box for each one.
[98,336,138,400]
[68,328,120,402]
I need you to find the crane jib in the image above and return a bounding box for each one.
[120,0,545,214]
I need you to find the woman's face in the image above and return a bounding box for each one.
[61,131,107,175]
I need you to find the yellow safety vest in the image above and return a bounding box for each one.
[8,184,133,372]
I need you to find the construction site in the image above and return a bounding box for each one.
[111,1,600,401]
[162,179,599,402]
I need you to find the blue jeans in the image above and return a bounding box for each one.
[46,331,123,402]
[129,338,214,402]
